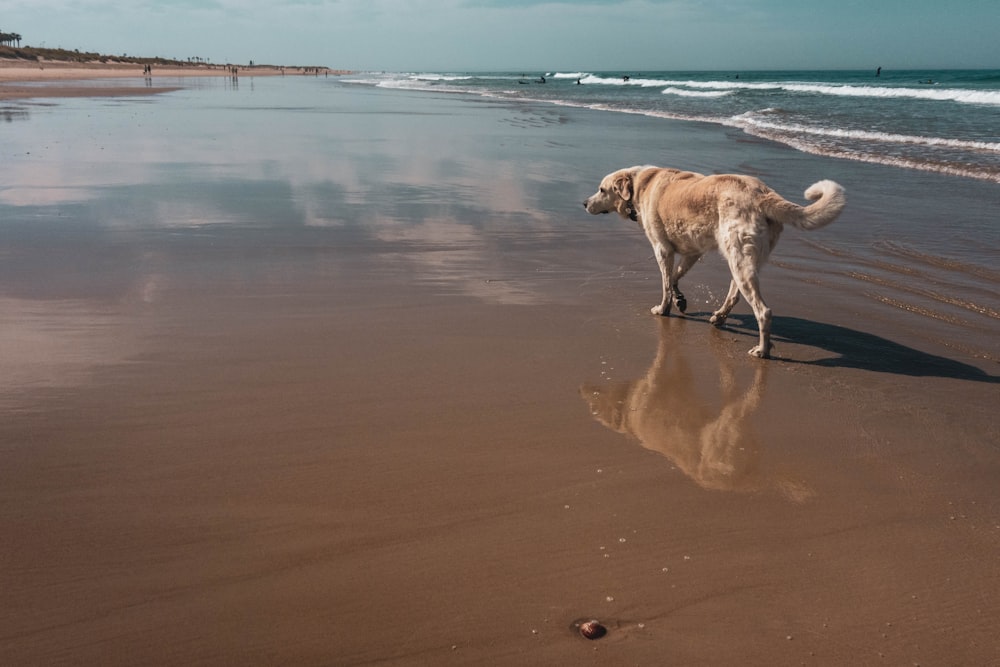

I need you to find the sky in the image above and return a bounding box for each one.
[1,0,997,72]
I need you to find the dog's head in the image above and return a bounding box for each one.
[583,167,646,220]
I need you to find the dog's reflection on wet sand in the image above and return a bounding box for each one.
[581,319,813,502]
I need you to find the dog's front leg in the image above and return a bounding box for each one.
[651,243,674,316]
[670,254,701,314]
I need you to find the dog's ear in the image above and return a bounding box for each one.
[611,173,633,201]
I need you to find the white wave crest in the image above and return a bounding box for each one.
[777,83,1000,106]
[662,87,732,98]
[410,74,474,82]
[365,77,467,94]
[694,79,1000,106]
[574,75,1000,106]
[581,74,674,87]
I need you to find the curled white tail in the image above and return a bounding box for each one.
[764,179,846,230]
[795,179,846,230]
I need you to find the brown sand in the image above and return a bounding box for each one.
[0,75,998,665]
[3,237,997,665]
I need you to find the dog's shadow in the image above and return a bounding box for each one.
[581,318,814,501]
[713,313,999,383]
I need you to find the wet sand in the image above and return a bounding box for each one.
[1,74,998,665]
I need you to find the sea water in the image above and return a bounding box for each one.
[346,69,1000,183]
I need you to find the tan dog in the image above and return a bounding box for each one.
[583,166,846,357]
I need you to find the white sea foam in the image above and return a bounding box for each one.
[571,74,1000,106]
[410,74,475,82]
[775,82,1000,106]
[362,77,467,94]
[581,74,675,87]
[733,113,1000,153]
[727,120,1000,183]
[340,76,383,86]
[662,87,732,99]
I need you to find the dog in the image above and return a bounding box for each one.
[583,166,846,358]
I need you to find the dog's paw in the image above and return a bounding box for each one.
[748,345,771,359]
[673,294,687,313]
[650,304,669,316]
[709,313,726,327]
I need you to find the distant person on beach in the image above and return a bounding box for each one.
[623,75,630,82]
[537,75,546,83]
[876,66,881,77]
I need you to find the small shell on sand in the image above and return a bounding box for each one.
[578,620,607,640]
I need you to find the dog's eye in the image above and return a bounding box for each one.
[599,187,606,194]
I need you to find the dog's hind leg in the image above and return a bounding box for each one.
[717,222,773,357]
[745,286,772,358]
[726,258,772,358]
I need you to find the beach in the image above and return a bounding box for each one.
[0,59,339,100]
[1,65,998,665]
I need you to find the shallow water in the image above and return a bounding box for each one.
[1,75,997,408]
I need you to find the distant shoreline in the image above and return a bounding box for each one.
[0,50,350,100]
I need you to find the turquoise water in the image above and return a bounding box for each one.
[345,70,1000,183]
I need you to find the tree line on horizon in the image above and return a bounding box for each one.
[1,30,23,47]
[0,38,213,67]
[0,32,328,70]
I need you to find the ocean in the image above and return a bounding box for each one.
[344,69,1000,184]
